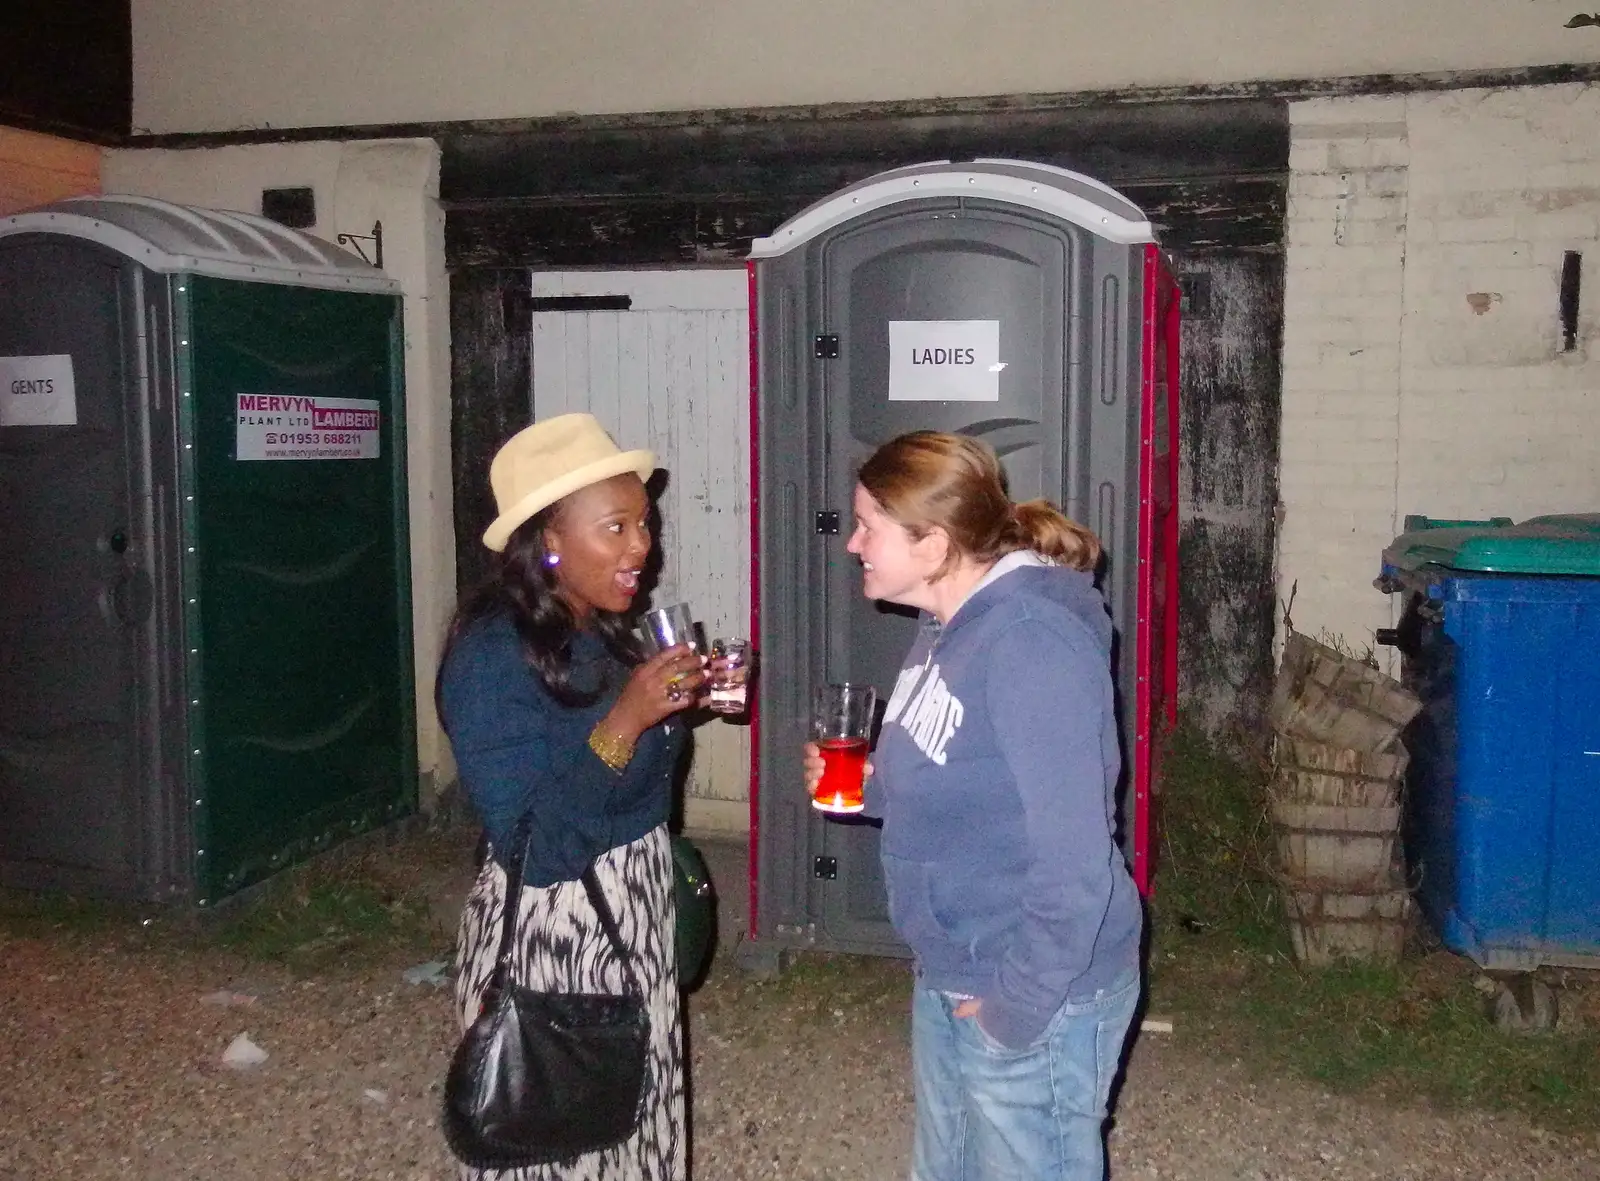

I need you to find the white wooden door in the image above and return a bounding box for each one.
[530,269,751,834]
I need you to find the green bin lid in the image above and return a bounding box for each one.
[1384,514,1600,576]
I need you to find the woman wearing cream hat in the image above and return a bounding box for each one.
[438,413,704,1180]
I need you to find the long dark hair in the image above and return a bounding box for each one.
[435,505,642,726]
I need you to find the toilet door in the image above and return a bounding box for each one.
[0,238,148,895]
[814,205,1079,949]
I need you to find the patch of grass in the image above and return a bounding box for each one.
[0,827,465,969]
[1156,946,1600,1132]
[1152,723,1282,953]
[751,952,910,1012]
[0,888,127,940]
[1149,723,1600,1134]
[697,950,912,1039]
[210,851,447,971]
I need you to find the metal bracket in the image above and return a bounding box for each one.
[1178,272,1212,319]
[813,856,838,880]
[813,334,840,359]
[337,220,384,270]
[815,511,840,535]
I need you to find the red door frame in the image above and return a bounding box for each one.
[1133,244,1183,894]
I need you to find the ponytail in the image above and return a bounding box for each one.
[1006,499,1100,572]
[859,430,1104,578]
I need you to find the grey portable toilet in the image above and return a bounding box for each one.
[744,160,1180,962]
[0,196,415,905]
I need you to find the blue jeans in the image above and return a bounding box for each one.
[910,973,1140,1181]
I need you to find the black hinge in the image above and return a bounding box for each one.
[813,856,838,880]
[813,334,839,359]
[815,511,840,534]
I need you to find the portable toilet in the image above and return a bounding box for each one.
[744,160,1180,962]
[0,196,416,906]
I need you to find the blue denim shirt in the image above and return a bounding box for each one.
[439,612,683,887]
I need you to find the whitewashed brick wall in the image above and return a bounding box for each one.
[1280,85,1600,663]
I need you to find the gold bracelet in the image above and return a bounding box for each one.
[588,724,635,772]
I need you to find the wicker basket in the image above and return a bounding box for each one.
[1270,633,1423,753]
[1272,736,1408,809]
[1271,801,1401,889]
[1282,883,1412,966]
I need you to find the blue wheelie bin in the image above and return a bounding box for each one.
[1376,514,1600,970]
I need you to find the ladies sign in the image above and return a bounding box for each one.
[887,320,1002,402]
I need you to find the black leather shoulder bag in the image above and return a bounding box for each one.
[442,817,651,1169]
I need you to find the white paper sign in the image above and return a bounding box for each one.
[236,393,381,461]
[887,320,1002,402]
[0,354,77,426]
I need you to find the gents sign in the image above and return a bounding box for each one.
[236,393,381,460]
[887,320,1002,402]
[0,354,77,426]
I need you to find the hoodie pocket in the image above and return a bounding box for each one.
[881,853,949,951]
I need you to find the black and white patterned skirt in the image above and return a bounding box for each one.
[453,824,684,1181]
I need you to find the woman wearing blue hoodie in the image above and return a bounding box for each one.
[804,430,1143,1181]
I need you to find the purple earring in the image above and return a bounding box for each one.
[545,553,560,567]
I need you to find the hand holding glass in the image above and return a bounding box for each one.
[639,604,700,700]
[810,683,876,814]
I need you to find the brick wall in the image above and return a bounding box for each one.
[1279,85,1600,661]
[0,126,99,216]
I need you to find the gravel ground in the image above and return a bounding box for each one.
[2,834,1596,1181]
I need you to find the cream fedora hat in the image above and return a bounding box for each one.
[482,414,655,552]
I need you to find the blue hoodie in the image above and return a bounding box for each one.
[866,552,1143,1049]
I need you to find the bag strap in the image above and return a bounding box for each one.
[491,812,536,983]
[491,813,643,998]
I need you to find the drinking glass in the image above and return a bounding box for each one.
[810,683,876,814]
[706,638,751,714]
[639,603,698,655]
[640,603,700,700]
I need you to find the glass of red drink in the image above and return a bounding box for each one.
[811,683,877,814]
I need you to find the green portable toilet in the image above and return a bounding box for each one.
[0,195,416,906]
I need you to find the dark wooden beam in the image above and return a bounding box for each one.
[448,269,533,595]
[1130,177,1287,254]
[123,60,1600,152]
[444,176,1285,269]
[1171,251,1286,744]
[447,195,803,269]
[438,99,1286,201]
